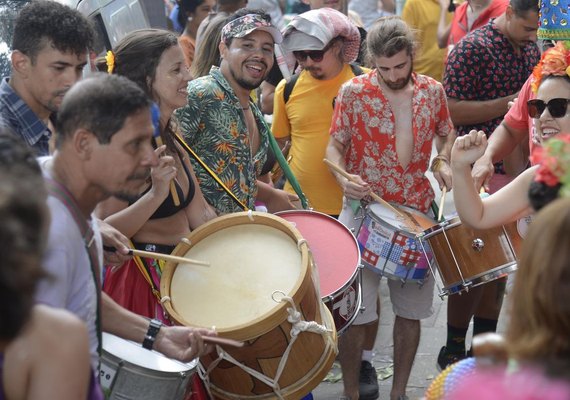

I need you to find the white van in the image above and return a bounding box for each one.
[0,0,163,77]
[55,0,163,53]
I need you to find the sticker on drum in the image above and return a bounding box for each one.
[275,210,362,335]
[517,215,532,238]
[357,203,436,283]
[101,332,196,400]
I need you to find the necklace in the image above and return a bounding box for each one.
[242,106,250,111]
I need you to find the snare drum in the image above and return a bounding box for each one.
[100,332,196,400]
[422,217,518,295]
[160,212,337,400]
[276,210,362,335]
[356,203,436,284]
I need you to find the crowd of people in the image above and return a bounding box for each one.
[0,0,569,399]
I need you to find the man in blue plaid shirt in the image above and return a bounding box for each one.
[0,1,94,155]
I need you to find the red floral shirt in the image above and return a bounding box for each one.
[330,71,453,213]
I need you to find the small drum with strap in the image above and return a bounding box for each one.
[276,210,362,334]
[100,332,196,400]
[160,212,337,400]
[420,216,518,295]
[356,202,437,284]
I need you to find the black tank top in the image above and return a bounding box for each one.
[131,158,195,219]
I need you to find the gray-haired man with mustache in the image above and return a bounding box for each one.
[36,74,216,390]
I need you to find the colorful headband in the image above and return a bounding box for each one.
[221,14,282,44]
[105,50,115,74]
[530,133,570,197]
[530,41,570,93]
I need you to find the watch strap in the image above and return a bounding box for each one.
[142,318,162,350]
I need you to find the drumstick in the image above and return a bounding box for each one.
[129,249,210,267]
[438,186,447,221]
[203,336,245,348]
[152,103,180,206]
[323,158,410,221]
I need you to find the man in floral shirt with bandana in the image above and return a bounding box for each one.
[176,10,297,214]
[327,16,454,400]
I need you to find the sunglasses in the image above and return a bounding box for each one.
[527,98,570,118]
[293,40,336,62]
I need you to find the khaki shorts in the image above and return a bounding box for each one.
[338,198,436,324]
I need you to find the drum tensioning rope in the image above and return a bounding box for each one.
[197,292,335,400]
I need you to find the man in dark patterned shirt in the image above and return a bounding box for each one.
[438,0,539,371]
[444,0,539,155]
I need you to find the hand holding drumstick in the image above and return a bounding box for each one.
[323,159,413,224]
[151,103,180,206]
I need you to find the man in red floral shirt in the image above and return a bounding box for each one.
[326,16,454,400]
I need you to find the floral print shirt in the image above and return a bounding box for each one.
[176,67,269,214]
[330,71,453,213]
[444,20,539,138]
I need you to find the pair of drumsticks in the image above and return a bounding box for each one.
[323,159,415,225]
[324,158,453,223]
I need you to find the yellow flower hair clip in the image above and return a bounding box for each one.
[105,50,115,74]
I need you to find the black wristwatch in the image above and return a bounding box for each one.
[142,318,162,350]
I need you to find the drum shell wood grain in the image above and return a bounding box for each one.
[423,219,517,294]
[160,212,337,399]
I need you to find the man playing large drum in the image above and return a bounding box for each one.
[326,16,455,400]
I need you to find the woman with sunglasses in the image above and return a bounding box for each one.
[450,41,570,229]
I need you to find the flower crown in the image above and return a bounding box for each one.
[530,41,570,94]
[530,133,570,197]
[105,50,115,74]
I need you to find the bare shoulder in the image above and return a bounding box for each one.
[3,306,90,399]
[33,305,89,347]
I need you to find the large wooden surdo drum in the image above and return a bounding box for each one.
[160,212,337,400]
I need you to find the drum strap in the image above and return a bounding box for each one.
[45,178,103,360]
[131,248,162,302]
[259,118,310,210]
[430,201,441,222]
[173,132,249,211]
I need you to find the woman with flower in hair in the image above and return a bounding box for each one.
[451,40,570,228]
[95,29,217,323]
[426,196,570,400]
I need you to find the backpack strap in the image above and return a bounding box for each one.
[350,63,364,77]
[283,73,301,104]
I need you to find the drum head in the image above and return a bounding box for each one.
[102,332,196,373]
[169,223,304,331]
[368,203,435,235]
[275,210,360,298]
